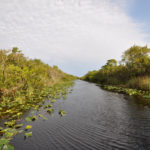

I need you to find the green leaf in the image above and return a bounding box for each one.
[0,138,9,146]
[51,100,56,103]
[59,110,67,116]
[0,126,3,131]
[42,117,47,120]
[31,116,37,121]
[4,120,16,127]
[38,114,43,117]
[14,124,23,129]
[4,128,18,138]
[3,144,14,150]
[48,104,52,108]
[47,109,54,114]
[25,125,32,130]
[25,117,32,122]
[24,132,32,138]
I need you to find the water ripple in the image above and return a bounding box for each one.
[11,80,150,150]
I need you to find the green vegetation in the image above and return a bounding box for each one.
[59,110,67,116]
[0,47,76,119]
[14,124,23,129]
[0,138,14,150]
[24,132,32,138]
[82,45,150,98]
[102,85,150,99]
[4,120,16,128]
[25,125,32,130]
[0,128,23,150]
[0,47,76,149]
[47,108,54,114]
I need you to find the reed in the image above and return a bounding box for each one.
[127,76,150,91]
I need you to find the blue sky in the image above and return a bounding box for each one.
[0,0,149,76]
[128,0,150,37]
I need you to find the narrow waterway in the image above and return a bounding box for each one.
[11,80,150,150]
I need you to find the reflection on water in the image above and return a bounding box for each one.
[11,80,150,150]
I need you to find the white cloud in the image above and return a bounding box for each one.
[0,0,149,76]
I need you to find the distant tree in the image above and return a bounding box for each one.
[82,45,150,85]
[122,45,150,76]
[12,47,21,53]
[106,59,117,67]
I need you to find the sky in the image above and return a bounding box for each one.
[0,0,150,76]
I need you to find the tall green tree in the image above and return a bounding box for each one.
[122,45,150,76]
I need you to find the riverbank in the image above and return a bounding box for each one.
[100,84,150,99]
[0,81,74,150]
[0,47,76,149]
[0,47,76,119]
[81,45,150,99]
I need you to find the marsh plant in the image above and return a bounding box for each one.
[0,47,76,150]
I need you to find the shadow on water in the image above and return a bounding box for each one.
[11,80,150,150]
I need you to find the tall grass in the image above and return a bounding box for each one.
[127,76,150,91]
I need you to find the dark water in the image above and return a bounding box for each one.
[11,80,150,150]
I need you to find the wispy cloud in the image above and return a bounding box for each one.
[0,0,149,76]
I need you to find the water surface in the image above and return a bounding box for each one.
[11,80,150,150]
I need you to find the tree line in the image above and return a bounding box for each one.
[81,45,150,91]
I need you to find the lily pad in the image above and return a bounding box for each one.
[0,126,3,131]
[0,129,9,136]
[25,116,37,122]
[25,125,32,130]
[2,143,14,150]
[51,100,56,103]
[43,117,47,120]
[4,120,16,127]
[0,138,14,150]
[24,132,32,138]
[59,110,67,116]
[38,114,43,117]
[47,104,52,108]
[43,105,48,109]
[14,124,23,129]
[47,109,54,114]
[25,117,32,122]
[31,116,37,121]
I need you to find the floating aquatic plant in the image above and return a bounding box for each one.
[0,138,14,150]
[25,117,32,122]
[38,114,47,120]
[102,85,150,99]
[25,116,37,122]
[0,126,3,131]
[25,125,32,130]
[24,132,32,138]
[51,100,56,103]
[47,104,52,108]
[59,110,67,116]
[47,109,54,114]
[0,73,74,150]
[14,124,23,129]
[31,116,37,121]
[4,120,16,128]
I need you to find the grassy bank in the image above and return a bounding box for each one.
[81,45,150,97]
[0,81,74,150]
[127,76,150,91]
[0,47,76,149]
[0,47,76,119]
